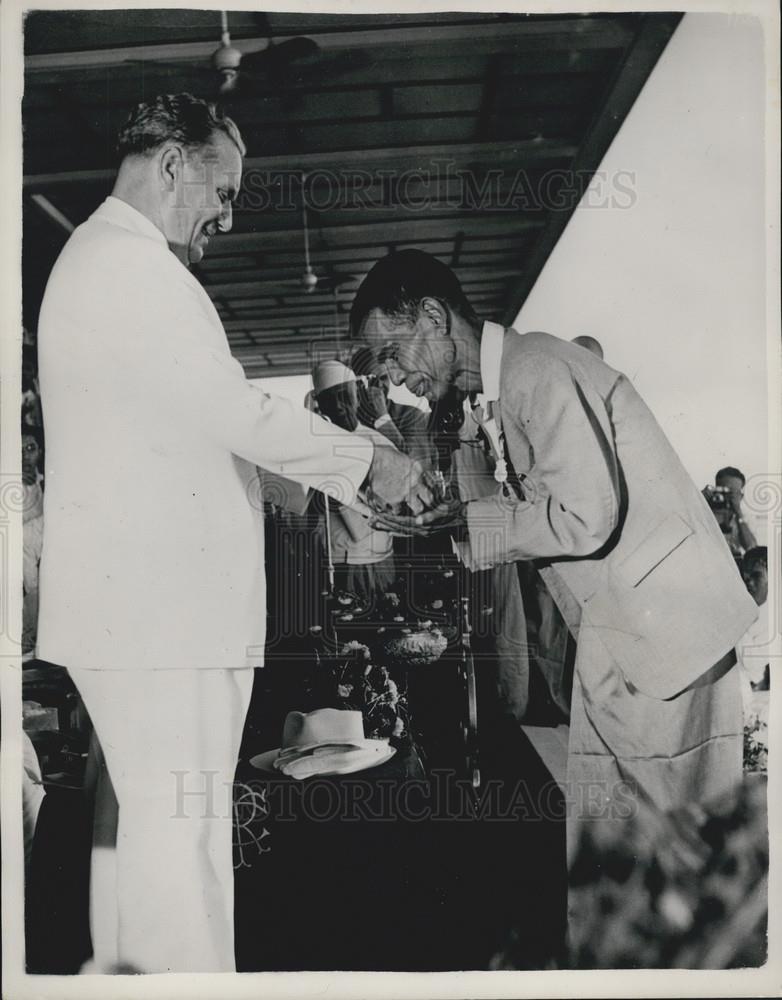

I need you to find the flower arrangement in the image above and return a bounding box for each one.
[305,639,407,740]
[303,556,464,740]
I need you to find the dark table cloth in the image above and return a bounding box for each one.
[234,721,566,972]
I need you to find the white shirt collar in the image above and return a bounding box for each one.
[479,320,505,403]
[93,196,168,247]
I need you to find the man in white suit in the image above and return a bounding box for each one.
[37,95,430,973]
[350,250,757,860]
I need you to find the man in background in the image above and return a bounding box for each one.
[703,466,758,561]
[22,424,44,656]
[736,546,770,709]
[37,94,429,973]
[571,335,604,359]
[311,359,397,607]
[350,344,436,469]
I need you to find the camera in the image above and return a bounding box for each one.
[703,485,732,512]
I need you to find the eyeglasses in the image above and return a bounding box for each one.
[377,343,400,364]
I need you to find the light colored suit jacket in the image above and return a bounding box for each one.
[37,197,372,670]
[457,329,757,699]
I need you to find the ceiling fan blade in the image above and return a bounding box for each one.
[283,47,373,85]
[316,272,359,292]
[240,36,320,75]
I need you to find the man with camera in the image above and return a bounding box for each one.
[350,344,435,468]
[703,466,757,562]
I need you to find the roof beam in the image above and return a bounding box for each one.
[201,240,531,271]
[198,217,545,255]
[25,19,633,73]
[204,266,521,299]
[23,138,577,191]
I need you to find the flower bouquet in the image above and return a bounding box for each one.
[305,639,407,740]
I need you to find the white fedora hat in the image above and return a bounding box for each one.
[249,708,392,774]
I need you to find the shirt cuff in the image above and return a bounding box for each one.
[373,414,392,428]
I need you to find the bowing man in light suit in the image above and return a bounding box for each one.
[37,95,431,973]
[351,250,757,861]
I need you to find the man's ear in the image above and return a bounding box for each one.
[158,144,184,192]
[420,297,448,332]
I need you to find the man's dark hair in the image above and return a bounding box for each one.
[116,93,246,162]
[349,250,479,337]
[716,466,746,485]
[742,546,767,571]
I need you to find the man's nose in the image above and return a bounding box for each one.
[385,359,406,385]
[217,201,233,233]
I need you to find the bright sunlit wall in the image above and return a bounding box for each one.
[513,12,768,539]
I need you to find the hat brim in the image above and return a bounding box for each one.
[249,738,389,773]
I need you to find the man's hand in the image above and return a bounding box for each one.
[727,490,743,519]
[357,380,389,426]
[370,498,466,536]
[363,444,434,515]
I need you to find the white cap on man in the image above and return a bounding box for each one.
[312,359,357,395]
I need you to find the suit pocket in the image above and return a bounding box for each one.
[616,513,694,588]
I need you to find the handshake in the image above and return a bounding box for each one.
[361,444,465,536]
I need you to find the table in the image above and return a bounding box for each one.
[234,722,567,972]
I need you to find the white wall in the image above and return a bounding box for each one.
[514,13,767,533]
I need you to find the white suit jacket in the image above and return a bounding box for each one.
[37,197,373,670]
[457,327,757,699]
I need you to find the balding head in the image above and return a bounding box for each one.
[571,336,604,360]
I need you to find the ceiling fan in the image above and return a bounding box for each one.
[211,11,318,95]
[124,12,318,95]
[127,12,371,99]
[278,175,358,296]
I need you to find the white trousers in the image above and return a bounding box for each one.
[70,666,254,973]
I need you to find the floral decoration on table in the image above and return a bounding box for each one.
[380,621,450,667]
[303,555,466,742]
[304,639,407,740]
